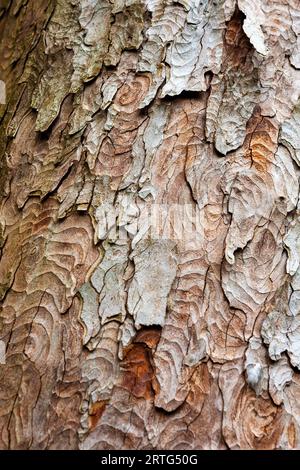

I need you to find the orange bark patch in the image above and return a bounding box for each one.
[224,10,253,67]
[244,109,279,173]
[288,420,296,448]
[121,327,161,400]
[89,400,108,430]
[135,327,161,349]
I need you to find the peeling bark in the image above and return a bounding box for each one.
[1,0,300,450]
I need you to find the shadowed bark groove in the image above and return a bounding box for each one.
[1,0,300,450]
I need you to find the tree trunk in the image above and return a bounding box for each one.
[1,0,300,450]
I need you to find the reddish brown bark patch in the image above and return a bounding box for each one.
[89,400,109,430]
[224,9,253,68]
[244,108,279,173]
[288,421,296,448]
[121,327,161,400]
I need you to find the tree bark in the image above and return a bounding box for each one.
[1,0,300,450]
